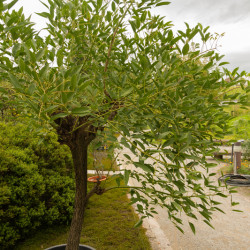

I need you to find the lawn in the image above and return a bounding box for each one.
[14,178,152,250]
[88,150,119,172]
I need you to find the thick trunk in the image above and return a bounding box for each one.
[54,115,101,249]
[65,142,88,250]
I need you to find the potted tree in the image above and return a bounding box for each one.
[0,0,248,249]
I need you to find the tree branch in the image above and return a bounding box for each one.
[103,1,133,99]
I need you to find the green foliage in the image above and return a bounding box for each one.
[15,178,151,250]
[228,115,250,140]
[0,81,19,121]
[0,122,74,249]
[221,159,250,175]
[0,0,249,238]
[222,86,250,140]
[242,140,250,161]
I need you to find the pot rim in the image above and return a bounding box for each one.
[45,244,96,250]
[87,175,107,182]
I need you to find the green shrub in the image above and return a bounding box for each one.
[0,122,75,249]
[225,114,250,140]
[242,139,250,161]
[221,159,250,175]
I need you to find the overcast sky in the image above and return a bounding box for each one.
[11,0,250,72]
[153,0,250,72]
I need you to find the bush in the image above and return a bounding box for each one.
[221,159,250,175]
[242,139,250,161]
[0,122,75,249]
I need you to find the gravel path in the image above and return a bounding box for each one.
[116,147,250,250]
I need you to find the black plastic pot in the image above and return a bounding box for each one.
[219,174,250,186]
[45,244,96,250]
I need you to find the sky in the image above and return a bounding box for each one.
[9,0,250,73]
[152,0,250,72]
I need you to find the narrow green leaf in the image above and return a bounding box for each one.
[28,84,36,95]
[203,51,214,57]
[120,137,130,149]
[97,0,102,9]
[120,125,130,136]
[39,0,49,9]
[182,43,189,55]
[204,61,213,70]
[199,211,211,221]
[8,73,21,89]
[71,107,90,116]
[219,62,229,66]
[232,67,239,76]
[159,131,171,139]
[189,222,196,234]
[111,1,116,11]
[172,202,182,211]
[203,220,215,229]
[36,47,46,61]
[162,138,174,148]
[231,201,239,206]
[71,75,78,89]
[124,169,130,186]
[39,63,49,79]
[51,113,68,120]
[36,12,51,19]
[156,2,171,6]
[66,92,74,102]
[203,26,210,33]
[12,43,21,57]
[188,29,198,41]
[57,50,63,66]
[61,92,68,104]
[176,226,184,234]
[134,218,143,228]
[129,21,137,32]
[123,154,131,161]
[106,11,111,21]
[6,0,18,10]
[141,11,147,22]
[18,58,26,72]
[134,162,154,173]
[216,193,227,198]
[121,87,133,97]
[214,207,225,214]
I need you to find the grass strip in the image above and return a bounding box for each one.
[15,179,152,250]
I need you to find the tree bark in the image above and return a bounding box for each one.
[65,139,89,250]
[53,115,107,249]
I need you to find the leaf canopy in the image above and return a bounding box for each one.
[0,0,249,232]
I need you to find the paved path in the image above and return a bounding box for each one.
[116,146,250,250]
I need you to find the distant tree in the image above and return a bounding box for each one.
[0,0,249,249]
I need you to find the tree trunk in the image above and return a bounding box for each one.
[65,140,89,250]
[54,115,100,249]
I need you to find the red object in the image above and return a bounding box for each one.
[87,175,107,182]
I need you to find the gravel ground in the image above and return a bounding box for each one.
[116,147,250,250]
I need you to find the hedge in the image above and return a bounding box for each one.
[0,122,75,249]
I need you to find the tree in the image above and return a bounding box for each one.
[0,0,249,249]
